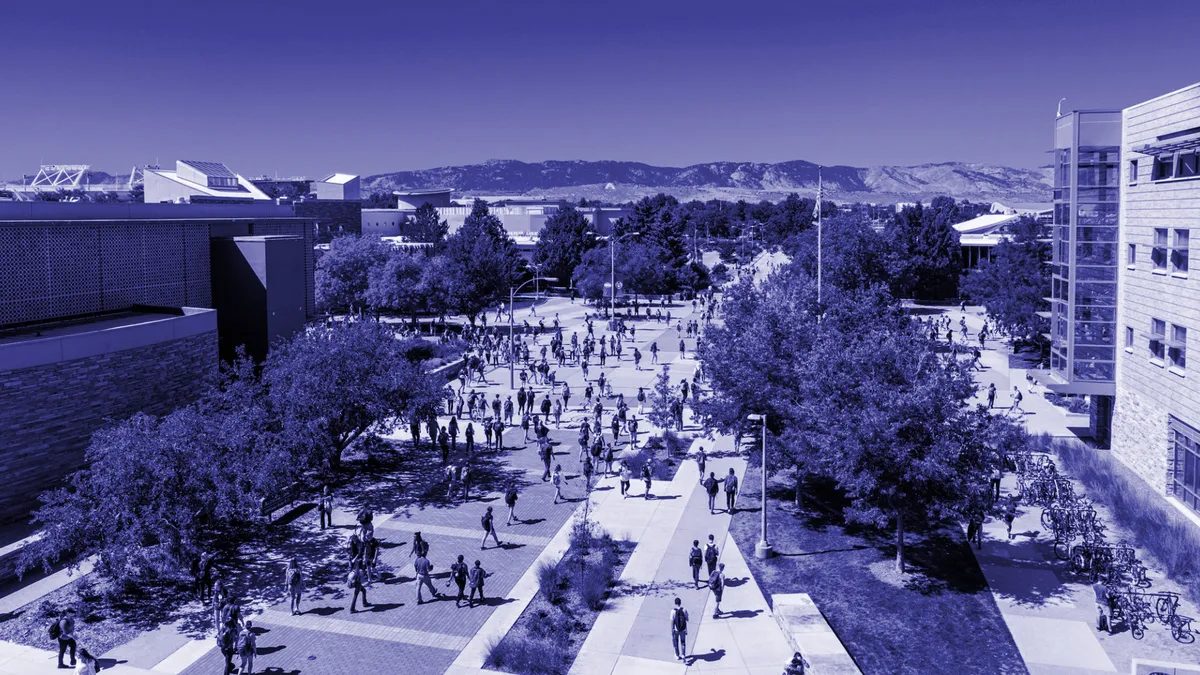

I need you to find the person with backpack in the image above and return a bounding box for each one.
[703,471,720,514]
[505,484,520,525]
[348,562,370,613]
[468,560,490,608]
[216,623,236,675]
[723,467,739,514]
[986,382,996,409]
[414,551,440,604]
[237,621,257,675]
[480,506,502,549]
[670,597,689,661]
[709,562,726,618]
[51,608,77,669]
[704,535,719,577]
[641,461,653,499]
[448,554,470,607]
[363,531,380,582]
[284,558,304,615]
[540,443,553,482]
[688,540,704,589]
[695,447,707,484]
[410,531,430,559]
[1011,386,1024,414]
[636,387,646,415]
[619,461,632,498]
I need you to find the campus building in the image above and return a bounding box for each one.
[1046,110,1122,446]
[1112,82,1200,519]
[0,201,317,523]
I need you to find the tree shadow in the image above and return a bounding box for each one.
[686,648,726,664]
[724,576,750,588]
[722,608,762,619]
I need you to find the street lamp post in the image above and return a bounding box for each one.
[587,231,640,321]
[509,276,557,388]
[747,413,773,559]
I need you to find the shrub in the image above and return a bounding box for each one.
[661,429,688,457]
[623,445,675,481]
[1050,437,1200,603]
[536,560,566,605]
[483,630,569,674]
[576,563,612,611]
[525,601,572,641]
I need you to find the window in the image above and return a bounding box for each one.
[1128,243,1137,267]
[1172,418,1200,512]
[1154,154,1176,180]
[1151,318,1167,362]
[1171,325,1188,371]
[1126,326,1135,351]
[1153,229,1169,271]
[1180,152,1200,179]
[1173,229,1190,274]
[1129,159,1139,185]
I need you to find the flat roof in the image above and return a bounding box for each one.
[320,173,358,184]
[0,201,300,221]
[147,169,270,200]
[393,188,453,196]
[953,213,1020,235]
[0,307,193,345]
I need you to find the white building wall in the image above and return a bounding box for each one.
[1114,82,1200,497]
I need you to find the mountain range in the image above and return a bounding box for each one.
[362,159,1052,206]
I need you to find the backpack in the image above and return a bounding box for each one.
[47,619,61,640]
[705,545,718,565]
[672,607,688,632]
[289,568,302,587]
[452,562,468,584]
[481,513,491,530]
[689,548,702,567]
[346,569,358,588]
[709,572,723,591]
[505,488,518,505]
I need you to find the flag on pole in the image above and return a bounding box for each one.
[813,167,822,219]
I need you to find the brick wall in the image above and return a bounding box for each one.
[0,330,217,524]
[1112,381,1171,493]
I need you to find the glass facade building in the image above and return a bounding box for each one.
[1049,111,1122,394]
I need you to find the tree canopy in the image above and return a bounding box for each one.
[315,234,390,315]
[886,197,963,300]
[960,216,1051,339]
[533,205,600,285]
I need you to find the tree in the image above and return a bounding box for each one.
[362,192,398,209]
[763,193,813,246]
[886,197,963,300]
[534,205,599,285]
[441,200,525,321]
[789,213,891,293]
[367,249,426,319]
[960,216,1051,339]
[128,184,144,203]
[315,235,390,316]
[262,322,442,472]
[403,203,449,245]
[646,365,680,430]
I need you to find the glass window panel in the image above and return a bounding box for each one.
[1155,229,1170,246]
[1078,165,1120,187]
[1130,159,1139,184]
[1073,361,1114,381]
[1126,326,1135,347]
[1076,266,1117,281]
[1077,203,1118,226]
[1187,452,1196,490]
[1154,155,1176,180]
[1077,226,1118,243]
[1075,346,1115,361]
[1153,319,1167,337]
[1075,322,1115,345]
[1180,152,1199,178]
[1076,307,1115,322]
[1074,282,1116,306]
[1075,243,1116,266]
[1077,188,1120,202]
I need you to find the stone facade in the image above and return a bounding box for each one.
[0,330,217,524]
[1114,82,1200,509]
[1111,382,1171,493]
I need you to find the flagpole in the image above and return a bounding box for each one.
[816,166,822,305]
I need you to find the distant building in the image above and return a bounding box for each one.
[953,213,1020,268]
[395,188,454,210]
[1112,82,1200,519]
[144,160,272,203]
[1045,110,1122,451]
[311,173,361,201]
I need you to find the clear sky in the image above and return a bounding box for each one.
[1,0,1197,180]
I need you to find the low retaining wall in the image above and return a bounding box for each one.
[772,593,861,674]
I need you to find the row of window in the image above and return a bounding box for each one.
[1127,228,1190,274]
[1127,319,1187,371]
[1132,152,1200,183]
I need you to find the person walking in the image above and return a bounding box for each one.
[481,506,503,549]
[348,562,370,613]
[414,552,441,604]
[641,461,653,499]
[688,540,704,589]
[704,535,719,577]
[505,484,520,525]
[986,382,996,409]
[1002,496,1017,540]
[619,461,632,498]
[319,486,333,530]
[670,597,689,661]
[1094,581,1113,633]
[708,562,726,618]
[465,421,475,455]
[1011,386,1023,414]
[284,558,304,615]
[636,387,646,415]
[410,531,430,559]
[703,471,719,514]
[448,554,469,607]
[468,560,490,608]
[237,621,257,675]
[540,443,553,482]
[194,550,215,604]
[723,468,739,513]
[216,622,236,675]
[54,608,77,669]
[448,415,459,451]
[695,447,707,483]
[552,464,565,504]
[73,647,99,675]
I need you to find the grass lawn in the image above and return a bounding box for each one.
[730,467,1028,675]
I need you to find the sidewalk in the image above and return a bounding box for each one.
[946,306,1200,674]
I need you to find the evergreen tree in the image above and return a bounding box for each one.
[533,205,599,285]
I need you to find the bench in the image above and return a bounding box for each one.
[260,482,302,521]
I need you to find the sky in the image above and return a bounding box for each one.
[2,0,1198,180]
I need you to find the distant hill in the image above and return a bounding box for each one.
[362,159,1052,205]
